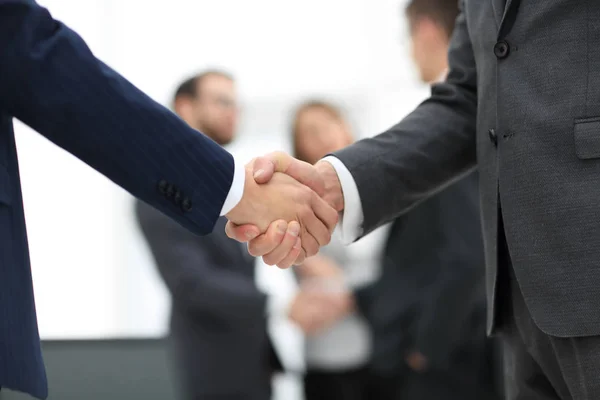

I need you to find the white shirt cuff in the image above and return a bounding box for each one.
[266,289,297,318]
[321,156,364,245]
[219,157,245,216]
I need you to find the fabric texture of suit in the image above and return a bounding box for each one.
[332,0,600,397]
[355,172,500,399]
[333,0,600,339]
[0,1,235,398]
[136,206,281,400]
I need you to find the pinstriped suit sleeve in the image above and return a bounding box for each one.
[330,0,477,238]
[0,0,235,235]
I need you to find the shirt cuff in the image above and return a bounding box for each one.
[321,156,364,244]
[266,289,297,318]
[219,157,246,216]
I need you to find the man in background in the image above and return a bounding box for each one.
[354,1,501,398]
[136,71,346,400]
[406,0,457,84]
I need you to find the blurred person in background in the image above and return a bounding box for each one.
[136,71,280,400]
[291,101,389,400]
[407,0,456,84]
[354,1,501,399]
[135,72,343,400]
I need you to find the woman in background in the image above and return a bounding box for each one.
[290,100,389,400]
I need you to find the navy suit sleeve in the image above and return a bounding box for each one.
[135,202,268,326]
[0,0,232,235]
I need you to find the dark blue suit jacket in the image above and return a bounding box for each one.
[0,1,234,398]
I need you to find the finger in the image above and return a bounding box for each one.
[299,224,321,259]
[251,156,276,184]
[263,222,301,266]
[293,248,307,266]
[225,221,260,242]
[247,220,287,257]
[276,237,302,269]
[310,192,339,234]
[253,151,325,196]
[302,210,331,253]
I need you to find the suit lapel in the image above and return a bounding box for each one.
[500,0,515,27]
[491,0,519,37]
[491,0,506,28]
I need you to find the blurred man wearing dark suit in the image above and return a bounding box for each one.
[352,1,501,398]
[136,72,340,400]
[135,72,279,400]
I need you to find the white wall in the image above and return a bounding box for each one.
[14,0,429,396]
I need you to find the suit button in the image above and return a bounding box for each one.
[181,198,192,212]
[157,180,168,194]
[494,40,510,59]
[488,129,498,146]
[173,191,182,205]
[166,184,175,198]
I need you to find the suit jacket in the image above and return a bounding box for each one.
[333,0,600,338]
[0,2,235,398]
[136,205,282,400]
[355,172,496,396]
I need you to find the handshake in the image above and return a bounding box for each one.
[224,152,344,269]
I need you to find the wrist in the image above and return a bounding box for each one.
[315,160,344,212]
[225,165,267,229]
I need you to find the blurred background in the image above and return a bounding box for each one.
[6,0,435,399]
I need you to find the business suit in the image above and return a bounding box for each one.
[355,172,499,400]
[0,2,236,398]
[332,0,600,397]
[136,206,282,400]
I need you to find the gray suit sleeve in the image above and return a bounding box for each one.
[332,1,477,236]
[135,202,267,327]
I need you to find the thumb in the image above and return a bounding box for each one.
[252,151,325,197]
[251,156,276,184]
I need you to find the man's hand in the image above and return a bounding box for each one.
[225,152,344,267]
[253,153,344,212]
[288,289,353,335]
[405,351,428,372]
[225,162,338,258]
[297,254,345,280]
[290,255,354,334]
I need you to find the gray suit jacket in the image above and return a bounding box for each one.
[333,0,600,338]
[135,202,281,399]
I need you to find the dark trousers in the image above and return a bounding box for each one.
[368,368,501,400]
[498,224,600,399]
[304,366,374,400]
[404,369,501,400]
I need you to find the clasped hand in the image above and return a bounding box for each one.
[224,152,343,268]
[289,255,354,334]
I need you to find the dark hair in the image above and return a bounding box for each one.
[291,100,347,163]
[173,69,234,105]
[405,0,460,38]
